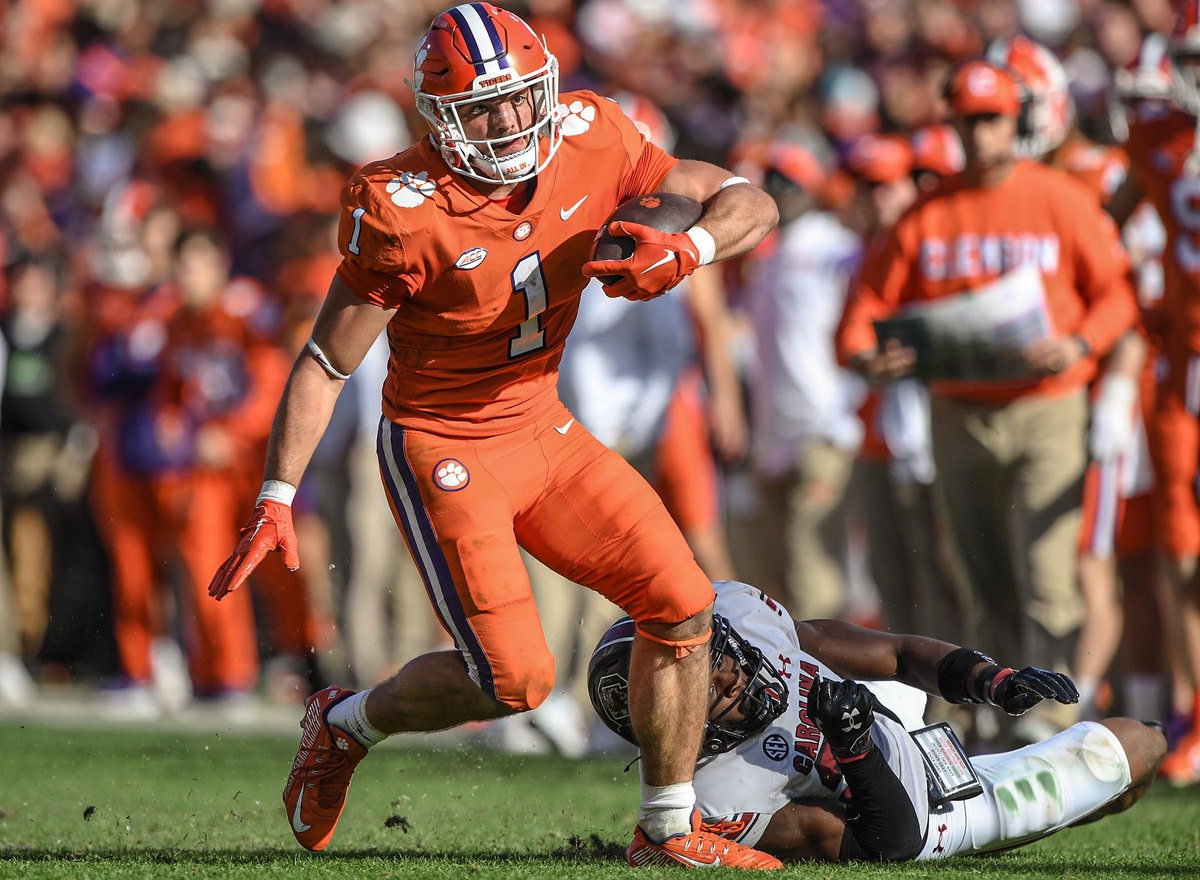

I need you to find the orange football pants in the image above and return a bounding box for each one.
[151,470,259,694]
[376,400,714,711]
[90,441,167,685]
[1151,344,1200,557]
[653,368,722,533]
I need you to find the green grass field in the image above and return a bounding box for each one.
[0,720,1197,878]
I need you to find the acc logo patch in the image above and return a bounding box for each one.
[433,458,470,491]
[455,247,488,270]
[513,221,533,241]
[762,733,789,761]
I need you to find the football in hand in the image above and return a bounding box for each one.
[589,192,704,286]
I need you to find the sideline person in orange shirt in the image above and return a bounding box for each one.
[836,59,1137,747]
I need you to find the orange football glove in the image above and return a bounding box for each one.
[582,221,702,301]
[208,500,299,601]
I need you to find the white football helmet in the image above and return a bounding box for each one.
[409,2,561,184]
[1170,0,1200,115]
[1115,33,1174,102]
[987,35,1074,159]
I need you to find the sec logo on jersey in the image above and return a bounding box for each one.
[433,459,470,491]
[762,733,790,761]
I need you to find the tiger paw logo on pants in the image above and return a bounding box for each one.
[434,459,470,491]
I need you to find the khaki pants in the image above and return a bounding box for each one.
[930,390,1087,671]
[739,440,858,620]
[853,458,965,643]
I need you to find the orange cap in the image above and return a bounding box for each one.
[765,142,827,192]
[910,124,965,177]
[947,60,1022,117]
[844,133,913,184]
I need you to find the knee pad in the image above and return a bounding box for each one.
[492,651,555,712]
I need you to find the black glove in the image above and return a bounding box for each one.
[807,677,876,759]
[985,666,1079,716]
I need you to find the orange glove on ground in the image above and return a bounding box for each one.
[208,500,299,601]
[582,221,702,301]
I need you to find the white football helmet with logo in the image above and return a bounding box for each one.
[409,2,561,184]
[987,35,1073,159]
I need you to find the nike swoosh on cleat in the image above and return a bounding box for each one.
[554,418,575,435]
[639,249,675,275]
[559,195,587,220]
[291,786,312,833]
[674,854,719,867]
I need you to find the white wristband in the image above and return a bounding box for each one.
[718,175,752,190]
[306,337,352,380]
[258,480,297,506]
[686,226,717,266]
[1097,374,1138,412]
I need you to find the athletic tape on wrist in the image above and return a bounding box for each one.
[306,336,352,380]
[257,480,297,506]
[685,226,717,266]
[718,176,752,190]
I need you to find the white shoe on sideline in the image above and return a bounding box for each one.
[150,638,192,714]
[0,653,35,707]
[476,714,552,755]
[527,691,590,759]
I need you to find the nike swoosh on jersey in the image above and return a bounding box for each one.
[292,786,313,833]
[559,195,588,220]
[639,249,676,275]
[554,418,575,435]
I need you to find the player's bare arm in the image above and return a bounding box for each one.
[207,275,395,600]
[755,799,849,862]
[796,618,1079,712]
[264,275,396,487]
[796,618,955,692]
[658,159,779,260]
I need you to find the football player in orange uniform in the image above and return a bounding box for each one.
[837,60,1138,748]
[1106,12,1200,783]
[205,3,780,868]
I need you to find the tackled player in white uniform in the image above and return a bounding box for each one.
[587,580,1166,863]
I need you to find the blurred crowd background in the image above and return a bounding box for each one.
[0,0,1186,761]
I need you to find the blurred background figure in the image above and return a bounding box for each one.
[1106,8,1200,785]
[990,32,1146,726]
[730,137,866,620]
[838,59,1138,748]
[836,131,964,646]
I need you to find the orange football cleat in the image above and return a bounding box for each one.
[282,686,367,851]
[626,808,783,869]
[1159,728,1200,786]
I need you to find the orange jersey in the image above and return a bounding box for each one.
[1126,107,1200,354]
[335,91,677,437]
[1059,139,1128,206]
[838,160,1137,403]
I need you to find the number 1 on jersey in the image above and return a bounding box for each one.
[510,252,547,357]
